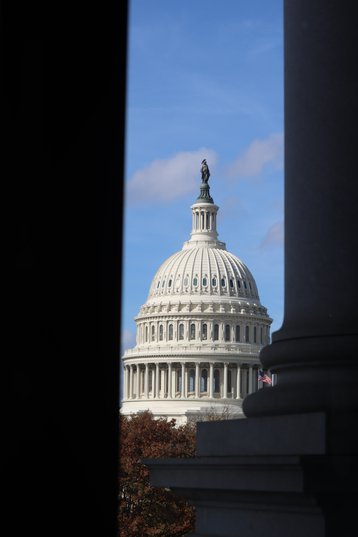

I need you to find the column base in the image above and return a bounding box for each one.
[145,412,358,537]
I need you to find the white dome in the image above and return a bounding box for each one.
[148,247,260,301]
[121,166,272,424]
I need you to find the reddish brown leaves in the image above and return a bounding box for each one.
[118,411,196,537]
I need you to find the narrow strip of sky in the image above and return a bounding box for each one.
[123,0,284,353]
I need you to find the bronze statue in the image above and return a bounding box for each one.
[201,159,210,183]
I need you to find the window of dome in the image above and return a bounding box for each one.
[159,324,163,341]
[168,279,172,287]
[229,279,234,288]
[190,323,196,340]
[179,323,184,340]
[245,325,250,342]
[193,277,198,286]
[212,277,217,287]
[151,325,155,341]
[202,277,207,286]
[249,281,252,290]
[235,325,240,342]
[243,280,247,289]
[237,280,241,288]
[157,281,160,288]
[145,326,148,342]
[254,326,257,343]
[260,326,263,344]
[184,277,189,286]
[168,324,173,340]
[202,323,207,340]
[225,324,230,341]
[214,324,219,341]
[162,279,165,287]
[221,278,226,287]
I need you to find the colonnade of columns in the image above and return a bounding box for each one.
[123,361,260,401]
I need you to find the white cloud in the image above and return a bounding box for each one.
[126,148,217,205]
[260,220,284,248]
[227,133,283,179]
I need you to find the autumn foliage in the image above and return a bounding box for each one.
[118,411,196,537]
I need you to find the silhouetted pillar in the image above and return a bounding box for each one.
[244,0,358,419]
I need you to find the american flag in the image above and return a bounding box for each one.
[258,369,272,385]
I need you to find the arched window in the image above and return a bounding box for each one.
[168,279,172,287]
[225,324,230,341]
[151,325,155,341]
[189,369,195,392]
[145,325,148,342]
[214,324,219,341]
[243,280,247,289]
[237,280,241,288]
[221,278,226,287]
[212,277,217,287]
[214,369,220,393]
[159,324,163,341]
[179,323,184,340]
[235,325,240,342]
[201,369,208,392]
[245,325,250,342]
[190,323,196,340]
[229,279,234,288]
[168,324,173,340]
[202,277,207,286]
[202,323,207,340]
[253,326,257,343]
[193,276,198,286]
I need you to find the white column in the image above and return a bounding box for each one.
[248,365,253,394]
[129,365,133,399]
[155,363,160,399]
[195,362,200,398]
[122,366,127,400]
[236,365,241,399]
[181,363,185,398]
[209,363,214,398]
[223,362,228,398]
[168,363,172,398]
[136,365,140,399]
[144,364,149,398]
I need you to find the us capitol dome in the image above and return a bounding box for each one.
[121,160,272,424]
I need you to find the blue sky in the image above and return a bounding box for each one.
[122,0,284,355]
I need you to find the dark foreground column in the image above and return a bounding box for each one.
[145,3,358,536]
[243,0,358,419]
